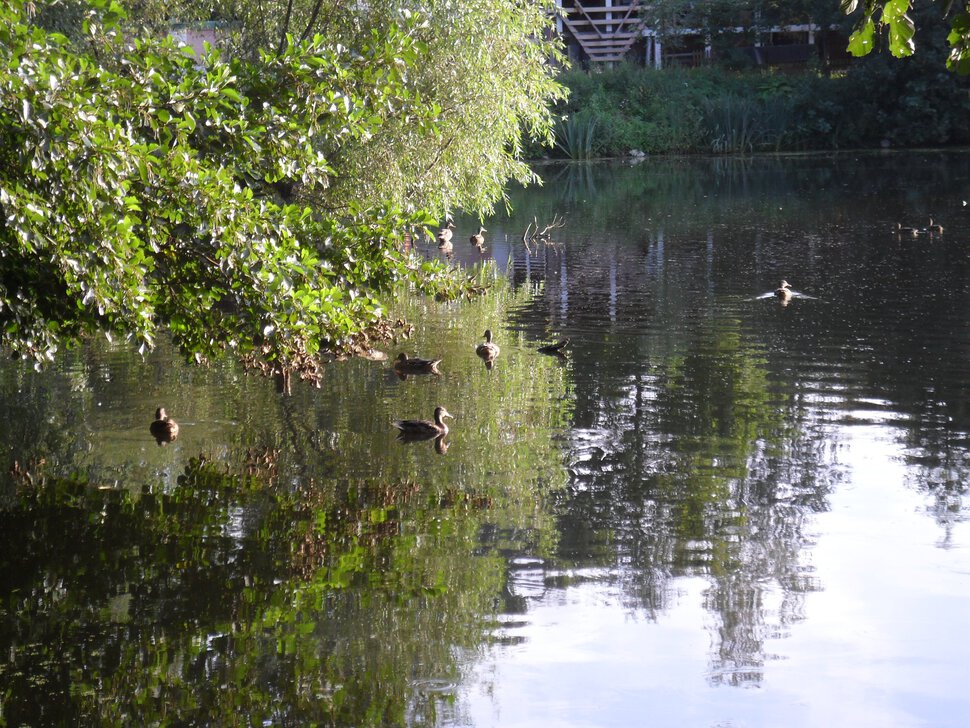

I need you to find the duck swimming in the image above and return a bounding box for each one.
[437,221,455,245]
[476,329,500,370]
[538,338,570,356]
[150,407,179,445]
[392,406,453,439]
[775,280,792,303]
[393,352,442,377]
[470,226,487,247]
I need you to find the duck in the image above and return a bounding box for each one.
[437,220,455,245]
[393,352,442,376]
[470,226,487,247]
[775,280,792,303]
[928,218,944,234]
[150,407,179,445]
[476,329,501,369]
[392,406,453,439]
[893,222,919,236]
[538,338,570,356]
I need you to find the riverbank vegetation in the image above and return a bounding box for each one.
[0,0,564,380]
[546,3,970,158]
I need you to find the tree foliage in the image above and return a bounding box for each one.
[0,0,565,377]
[843,0,970,73]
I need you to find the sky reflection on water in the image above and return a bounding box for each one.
[462,422,970,728]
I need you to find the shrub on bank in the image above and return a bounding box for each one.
[541,55,970,158]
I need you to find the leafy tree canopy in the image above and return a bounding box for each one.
[843,1,970,73]
[0,0,565,380]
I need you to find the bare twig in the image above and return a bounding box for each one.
[521,215,566,253]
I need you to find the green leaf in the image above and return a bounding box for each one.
[848,19,877,56]
[888,12,916,58]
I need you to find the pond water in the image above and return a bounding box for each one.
[2,152,970,726]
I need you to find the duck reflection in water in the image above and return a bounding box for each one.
[150,406,179,446]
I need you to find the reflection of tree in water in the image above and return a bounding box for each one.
[552,309,837,686]
[903,435,970,549]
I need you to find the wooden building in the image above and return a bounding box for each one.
[554,1,849,70]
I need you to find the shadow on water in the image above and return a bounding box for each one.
[3,152,970,725]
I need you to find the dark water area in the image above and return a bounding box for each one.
[2,152,970,726]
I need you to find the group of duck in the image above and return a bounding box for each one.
[391,328,569,444]
[435,217,487,255]
[148,329,570,450]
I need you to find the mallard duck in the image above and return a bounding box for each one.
[775,280,792,303]
[392,406,453,439]
[928,218,944,234]
[476,329,500,369]
[150,407,179,445]
[538,338,570,356]
[470,226,487,247]
[393,352,442,376]
[437,221,455,245]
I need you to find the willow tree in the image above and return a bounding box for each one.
[0,0,566,380]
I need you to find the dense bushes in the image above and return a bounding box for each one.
[543,49,970,158]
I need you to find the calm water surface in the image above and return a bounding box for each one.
[2,152,970,726]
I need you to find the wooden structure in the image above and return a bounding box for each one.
[557,1,646,65]
[556,3,846,70]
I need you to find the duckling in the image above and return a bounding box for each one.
[393,352,442,377]
[538,338,570,356]
[150,407,179,445]
[392,406,453,439]
[775,280,792,303]
[470,226,487,247]
[475,329,500,370]
[437,220,455,245]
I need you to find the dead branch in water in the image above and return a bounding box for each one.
[522,215,566,253]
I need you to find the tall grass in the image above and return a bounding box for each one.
[554,113,599,159]
[701,95,760,154]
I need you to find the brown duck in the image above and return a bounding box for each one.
[538,338,570,356]
[476,329,500,370]
[393,352,442,377]
[775,280,792,303]
[150,407,179,445]
[392,406,453,439]
[470,226,487,247]
[437,220,455,245]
